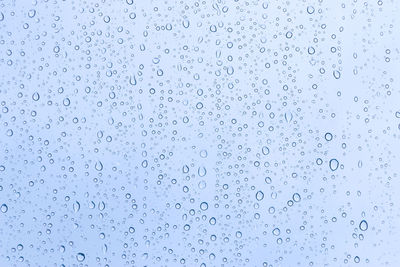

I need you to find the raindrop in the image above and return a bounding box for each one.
[76,253,85,262]
[359,220,368,231]
[95,161,103,171]
[262,146,270,156]
[0,204,8,213]
[198,166,207,177]
[329,159,339,171]
[256,191,264,201]
[32,92,40,101]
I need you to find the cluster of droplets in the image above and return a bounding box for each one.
[0,0,399,266]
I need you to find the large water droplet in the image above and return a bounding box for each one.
[329,159,339,171]
[76,253,85,262]
[359,220,368,231]
[256,191,264,201]
[0,204,8,213]
[95,161,103,171]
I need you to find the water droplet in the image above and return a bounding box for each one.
[198,166,207,177]
[262,146,270,155]
[198,180,207,189]
[95,161,103,171]
[32,92,40,101]
[329,159,339,171]
[272,228,280,236]
[182,165,189,173]
[76,253,85,262]
[63,98,71,106]
[209,217,216,225]
[359,220,368,231]
[256,191,264,201]
[200,150,208,158]
[325,132,333,141]
[292,193,301,202]
[200,202,208,211]
[333,70,341,79]
[73,201,80,213]
[0,204,8,213]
